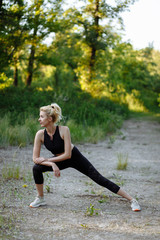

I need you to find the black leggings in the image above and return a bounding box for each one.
[33,146,120,194]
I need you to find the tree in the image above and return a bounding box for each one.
[0,0,26,86]
[25,0,63,86]
[68,0,136,82]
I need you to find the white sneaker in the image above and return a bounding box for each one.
[29,196,46,208]
[130,199,141,211]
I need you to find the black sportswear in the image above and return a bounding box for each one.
[33,126,120,194]
[44,126,64,155]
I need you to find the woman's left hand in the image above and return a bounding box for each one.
[35,157,46,164]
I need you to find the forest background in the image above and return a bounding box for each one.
[0,0,160,147]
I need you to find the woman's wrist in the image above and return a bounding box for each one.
[47,157,55,163]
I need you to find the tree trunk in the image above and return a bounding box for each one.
[13,58,18,86]
[89,0,100,81]
[0,0,3,12]
[89,47,96,80]
[26,44,35,86]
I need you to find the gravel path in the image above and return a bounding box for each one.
[0,118,160,239]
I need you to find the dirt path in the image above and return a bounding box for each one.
[0,118,160,240]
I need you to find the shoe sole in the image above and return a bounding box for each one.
[29,203,46,208]
[133,209,141,212]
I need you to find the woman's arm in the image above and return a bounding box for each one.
[40,161,60,177]
[32,130,43,163]
[33,130,60,177]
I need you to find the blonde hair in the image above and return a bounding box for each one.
[40,103,62,124]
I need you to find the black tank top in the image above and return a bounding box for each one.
[44,126,64,155]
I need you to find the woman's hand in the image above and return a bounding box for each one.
[52,163,60,178]
[34,157,46,164]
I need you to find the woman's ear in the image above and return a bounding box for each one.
[48,116,53,122]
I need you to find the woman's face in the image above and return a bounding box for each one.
[38,111,51,127]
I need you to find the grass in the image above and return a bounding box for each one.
[0,214,16,237]
[2,164,20,180]
[85,203,100,216]
[44,173,52,193]
[0,112,122,147]
[116,153,128,170]
[111,173,125,186]
[0,85,128,147]
[0,114,39,147]
[1,160,33,184]
[67,119,109,144]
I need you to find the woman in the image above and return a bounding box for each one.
[30,103,141,211]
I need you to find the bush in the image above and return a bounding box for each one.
[0,114,39,146]
[0,86,128,146]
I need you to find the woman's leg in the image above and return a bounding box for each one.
[35,184,44,197]
[30,164,55,207]
[117,188,132,201]
[70,147,141,211]
[70,147,120,194]
[32,164,53,198]
[32,161,73,197]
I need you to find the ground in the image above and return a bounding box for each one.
[0,117,160,240]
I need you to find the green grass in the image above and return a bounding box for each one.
[111,173,125,186]
[0,85,130,146]
[0,114,39,147]
[2,164,20,180]
[67,120,106,143]
[0,214,16,236]
[85,203,100,216]
[116,153,128,170]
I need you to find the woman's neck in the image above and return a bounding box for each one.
[46,124,56,136]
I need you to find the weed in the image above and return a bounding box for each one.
[91,189,96,195]
[98,198,107,203]
[98,194,109,204]
[45,173,52,193]
[109,135,116,144]
[116,153,128,170]
[85,203,100,216]
[2,199,6,209]
[0,214,16,236]
[2,164,20,180]
[121,135,126,140]
[81,224,89,229]
[14,187,23,200]
[85,181,93,186]
[112,173,125,186]
[22,171,32,182]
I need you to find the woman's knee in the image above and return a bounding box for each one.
[33,164,41,173]
[32,164,44,184]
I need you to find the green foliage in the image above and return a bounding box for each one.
[116,153,128,170]
[67,120,105,144]
[44,173,52,193]
[0,85,127,146]
[1,0,160,147]
[2,164,20,180]
[0,113,39,146]
[85,203,100,216]
[0,0,25,71]
[111,173,125,186]
[0,214,16,236]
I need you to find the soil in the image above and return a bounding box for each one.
[0,117,160,240]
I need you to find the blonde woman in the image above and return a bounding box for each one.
[30,103,141,211]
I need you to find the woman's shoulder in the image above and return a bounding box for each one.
[58,126,70,137]
[59,125,70,131]
[36,129,45,138]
